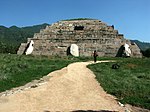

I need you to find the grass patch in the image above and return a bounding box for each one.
[0,54,81,92]
[87,58,150,109]
[1,54,149,109]
[0,54,106,92]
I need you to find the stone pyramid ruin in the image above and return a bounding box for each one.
[17,19,142,57]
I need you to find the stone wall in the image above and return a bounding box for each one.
[17,19,142,57]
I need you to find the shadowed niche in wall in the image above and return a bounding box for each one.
[67,46,71,56]
[116,45,125,57]
[23,40,34,55]
[23,42,30,55]
[74,26,84,30]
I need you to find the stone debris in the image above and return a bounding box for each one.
[17,19,142,57]
[24,40,34,55]
[70,44,79,57]
[118,102,125,107]
[124,43,132,57]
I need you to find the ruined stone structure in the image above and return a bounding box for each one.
[17,19,142,57]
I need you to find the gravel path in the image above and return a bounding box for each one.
[0,61,127,112]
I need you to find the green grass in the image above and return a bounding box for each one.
[1,54,150,110]
[87,58,150,109]
[0,54,100,92]
[0,54,82,92]
[0,54,115,93]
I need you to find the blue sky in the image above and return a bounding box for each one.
[0,0,150,42]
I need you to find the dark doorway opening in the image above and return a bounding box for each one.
[23,42,30,54]
[66,46,71,56]
[74,26,84,30]
[116,45,125,57]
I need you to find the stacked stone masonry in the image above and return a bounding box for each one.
[17,19,142,57]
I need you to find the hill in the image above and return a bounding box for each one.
[130,40,150,51]
[0,23,49,53]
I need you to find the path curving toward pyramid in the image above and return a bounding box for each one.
[0,61,126,112]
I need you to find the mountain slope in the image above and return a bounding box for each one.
[0,23,49,53]
[130,40,150,51]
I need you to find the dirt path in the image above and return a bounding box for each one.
[0,61,127,112]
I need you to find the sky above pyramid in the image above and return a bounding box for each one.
[0,0,149,42]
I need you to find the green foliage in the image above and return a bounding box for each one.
[0,23,49,54]
[0,41,18,54]
[88,58,150,109]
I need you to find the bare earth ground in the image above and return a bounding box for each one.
[0,61,148,112]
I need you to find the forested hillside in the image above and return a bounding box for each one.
[0,23,49,53]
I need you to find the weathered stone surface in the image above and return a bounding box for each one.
[124,43,132,57]
[70,44,79,57]
[25,40,34,55]
[17,19,142,57]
